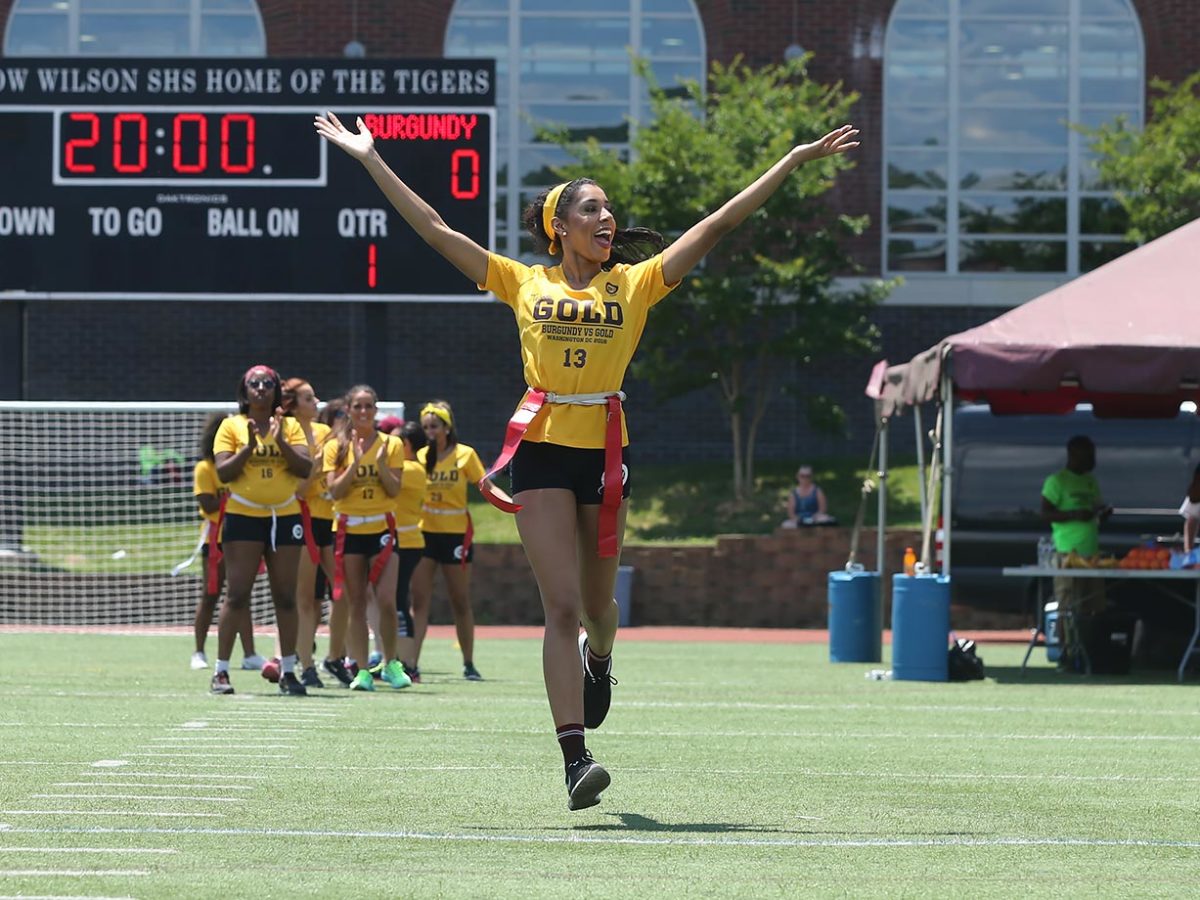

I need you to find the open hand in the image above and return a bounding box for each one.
[313,111,375,161]
[798,124,860,161]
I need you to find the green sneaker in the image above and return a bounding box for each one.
[349,669,375,692]
[382,659,412,690]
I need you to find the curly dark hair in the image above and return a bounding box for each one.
[520,178,667,269]
[400,420,427,457]
[236,365,282,415]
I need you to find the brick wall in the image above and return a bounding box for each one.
[0,528,1029,629]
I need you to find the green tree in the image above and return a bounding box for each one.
[549,57,891,501]
[1086,72,1200,243]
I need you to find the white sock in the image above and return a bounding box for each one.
[281,654,297,675]
[215,659,230,674]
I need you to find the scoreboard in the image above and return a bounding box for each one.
[0,59,495,301]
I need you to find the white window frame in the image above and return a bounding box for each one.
[881,0,1144,284]
[4,0,266,57]
[447,0,706,259]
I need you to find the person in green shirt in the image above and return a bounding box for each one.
[1041,435,1112,663]
[1041,435,1111,557]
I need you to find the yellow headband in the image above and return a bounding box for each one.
[420,404,452,428]
[542,182,569,255]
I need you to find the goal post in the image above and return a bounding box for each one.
[0,400,404,626]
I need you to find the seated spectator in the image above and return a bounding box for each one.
[1180,463,1200,553]
[783,465,834,527]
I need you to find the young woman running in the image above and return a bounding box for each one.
[210,365,312,696]
[409,400,503,682]
[315,110,858,809]
[323,384,411,691]
[185,412,260,670]
[281,377,336,688]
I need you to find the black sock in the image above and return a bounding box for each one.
[587,647,611,675]
[556,723,586,767]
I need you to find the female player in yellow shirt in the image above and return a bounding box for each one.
[185,412,260,671]
[381,418,427,679]
[316,110,858,810]
[211,365,312,696]
[323,384,412,692]
[409,400,505,682]
[281,377,337,688]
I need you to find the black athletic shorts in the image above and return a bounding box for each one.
[221,512,304,546]
[422,531,472,565]
[509,440,631,505]
[340,529,395,558]
[308,516,334,548]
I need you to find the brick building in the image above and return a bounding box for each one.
[0,0,1194,461]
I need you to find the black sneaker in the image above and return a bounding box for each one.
[210,671,235,695]
[463,662,483,681]
[300,665,324,688]
[322,657,353,687]
[278,671,308,696]
[579,635,617,729]
[565,751,610,811]
[406,665,421,684]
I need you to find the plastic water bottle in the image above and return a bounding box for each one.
[903,546,917,576]
[1037,536,1055,568]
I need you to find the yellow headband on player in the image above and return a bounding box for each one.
[420,404,452,428]
[542,182,568,256]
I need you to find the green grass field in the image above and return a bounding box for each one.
[0,631,1196,897]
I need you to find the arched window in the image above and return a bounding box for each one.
[446,0,706,258]
[884,0,1143,276]
[5,0,265,57]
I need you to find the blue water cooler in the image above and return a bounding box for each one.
[891,573,951,681]
[1043,601,1061,662]
[827,570,882,663]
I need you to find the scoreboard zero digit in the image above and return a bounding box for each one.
[0,59,495,301]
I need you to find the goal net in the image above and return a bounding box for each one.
[0,400,404,627]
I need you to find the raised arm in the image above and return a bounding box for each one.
[314,111,490,286]
[660,124,860,287]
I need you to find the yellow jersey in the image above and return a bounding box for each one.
[323,432,407,534]
[297,421,334,520]
[192,458,228,525]
[393,459,427,549]
[481,252,678,448]
[416,443,486,534]
[212,414,305,517]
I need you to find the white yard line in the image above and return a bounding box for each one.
[32,794,245,804]
[125,752,233,758]
[0,869,149,876]
[78,771,266,780]
[53,782,253,791]
[5,823,1200,851]
[0,811,224,819]
[0,847,174,854]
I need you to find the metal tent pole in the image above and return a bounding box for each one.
[877,416,889,578]
[914,403,927,531]
[941,360,953,575]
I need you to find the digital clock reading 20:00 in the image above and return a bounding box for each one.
[57,109,323,182]
[0,58,496,300]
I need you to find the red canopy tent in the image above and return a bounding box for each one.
[873,216,1200,420]
[865,217,1200,574]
